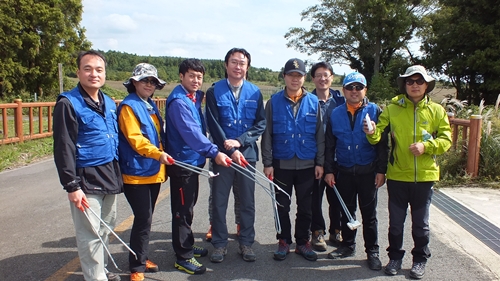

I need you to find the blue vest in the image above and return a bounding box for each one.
[117,93,164,176]
[165,85,205,166]
[271,90,318,160]
[60,87,118,168]
[213,80,260,139]
[330,102,378,167]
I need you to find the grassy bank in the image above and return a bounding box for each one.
[0,138,53,172]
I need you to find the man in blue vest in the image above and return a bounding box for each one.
[205,48,266,263]
[261,58,325,262]
[310,61,345,252]
[165,58,231,275]
[53,50,122,281]
[323,72,389,271]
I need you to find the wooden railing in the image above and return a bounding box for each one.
[448,114,482,177]
[0,98,167,145]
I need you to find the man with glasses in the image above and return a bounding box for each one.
[309,62,345,252]
[262,58,324,262]
[323,72,388,271]
[205,48,266,263]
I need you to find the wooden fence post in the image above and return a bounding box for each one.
[14,99,24,143]
[467,115,482,177]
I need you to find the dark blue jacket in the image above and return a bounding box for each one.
[270,90,318,160]
[60,87,118,168]
[312,88,345,132]
[330,102,378,168]
[117,93,164,176]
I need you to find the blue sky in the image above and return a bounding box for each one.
[81,0,353,74]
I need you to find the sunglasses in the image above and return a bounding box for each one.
[344,84,365,91]
[405,78,426,86]
[139,78,159,87]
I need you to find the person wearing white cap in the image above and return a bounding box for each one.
[261,58,324,262]
[323,72,388,271]
[118,63,171,281]
[365,65,452,279]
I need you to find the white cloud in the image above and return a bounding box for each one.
[104,14,137,33]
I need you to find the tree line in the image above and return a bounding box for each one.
[1,0,499,105]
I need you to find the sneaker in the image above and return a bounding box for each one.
[106,271,121,281]
[295,241,318,261]
[174,257,206,275]
[329,229,343,246]
[367,253,382,271]
[145,259,159,272]
[384,259,403,276]
[409,262,426,279]
[273,239,290,261]
[210,247,227,263]
[129,272,143,281]
[206,225,212,241]
[238,244,256,262]
[193,245,208,257]
[311,230,328,252]
[327,246,355,259]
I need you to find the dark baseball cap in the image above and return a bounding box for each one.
[283,58,306,76]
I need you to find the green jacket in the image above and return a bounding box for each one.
[367,94,452,182]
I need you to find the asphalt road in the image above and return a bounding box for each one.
[0,158,498,281]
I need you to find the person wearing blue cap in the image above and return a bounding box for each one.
[261,58,325,262]
[324,72,389,271]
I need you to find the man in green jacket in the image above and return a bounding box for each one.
[365,65,452,279]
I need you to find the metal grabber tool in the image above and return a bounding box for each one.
[331,184,362,230]
[167,156,219,178]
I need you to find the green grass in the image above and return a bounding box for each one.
[0,137,53,172]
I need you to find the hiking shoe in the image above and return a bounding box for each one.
[311,230,327,252]
[145,259,159,272]
[210,247,227,263]
[367,253,382,271]
[205,225,212,241]
[238,244,256,262]
[409,262,426,279]
[273,239,290,261]
[129,272,143,281]
[329,229,343,246]
[236,224,241,236]
[295,241,318,261]
[106,271,121,281]
[327,246,355,259]
[384,259,403,276]
[174,257,206,275]
[193,245,208,257]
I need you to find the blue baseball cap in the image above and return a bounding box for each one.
[343,72,367,87]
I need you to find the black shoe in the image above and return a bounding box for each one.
[384,259,402,276]
[327,246,355,259]
[409,262,426,279]
[106,271,121,281]
[367,253,382,271]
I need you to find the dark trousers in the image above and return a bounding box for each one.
[274,167,314,246]
[124,183,161,273]
[336,171,379,254]
[386,180,433,263]
[211,162,255,248]
[311,177,342,234]
[168,165,200,260]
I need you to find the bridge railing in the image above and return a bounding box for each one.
[0,98,167,145]
[448,114,482,177]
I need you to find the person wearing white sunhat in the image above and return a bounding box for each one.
[365,65,452,279]
[324,72,388,271]
[118,63,172,281]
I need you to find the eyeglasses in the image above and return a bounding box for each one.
[405,78,426,86]
[139,78,158,87]
[344,84,365,91]
[314,73,332,79]
[228,60,247,67]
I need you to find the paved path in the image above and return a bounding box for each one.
[0,159,499,280]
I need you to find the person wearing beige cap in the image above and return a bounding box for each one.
[365,65,452,279]
[118,63,171,281]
